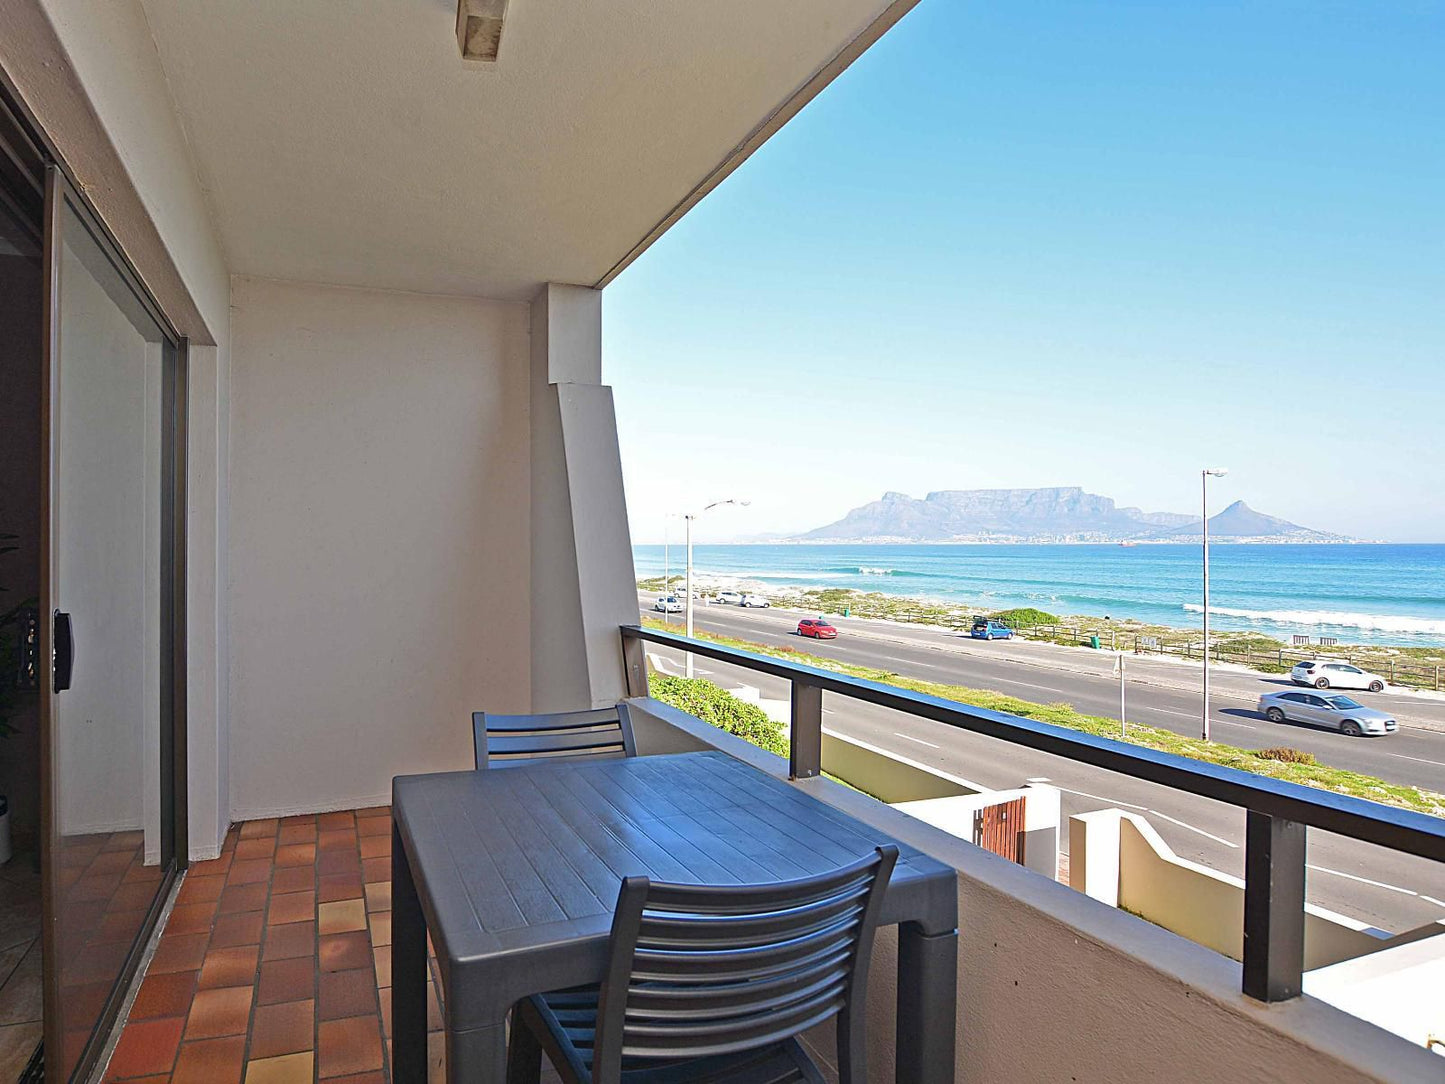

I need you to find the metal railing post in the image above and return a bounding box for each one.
[1242,811,1306,1001]
[790,680,823,780]
[621,629,649,699]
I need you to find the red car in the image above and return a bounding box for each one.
[797,617,837,639]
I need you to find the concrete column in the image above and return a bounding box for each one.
[1068,809,1124,907]
[186,341,230,859]
[529,284,637,711]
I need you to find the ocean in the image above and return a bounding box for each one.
[631,543,1445,647]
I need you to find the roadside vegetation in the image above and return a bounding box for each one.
[647,672,873,796]
[640,617,1445,817]
[647,672,787,757]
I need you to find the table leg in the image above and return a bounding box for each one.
[449,1022,508,1082]
[393,821,428,1084]
[896,923,958,1084]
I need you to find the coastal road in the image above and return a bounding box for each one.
[641,593,1445,792]
[638,599,1445,934]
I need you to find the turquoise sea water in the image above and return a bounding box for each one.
[631,544,1445,647]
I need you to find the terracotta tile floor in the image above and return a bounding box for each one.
[0,856,44,1081]
[103,808,449,1084]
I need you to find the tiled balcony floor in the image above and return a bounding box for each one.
[103,808,443,1084]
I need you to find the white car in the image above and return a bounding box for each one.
[1290,660,1387,693]
[713,591,744,606]
[652,595,684,614]
[739,594,770,608]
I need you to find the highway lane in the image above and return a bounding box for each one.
[637,608,1445,933]
[641,595,1445,793]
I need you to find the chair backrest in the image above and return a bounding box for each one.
[472,704,637,769]
[591,845,898,1084]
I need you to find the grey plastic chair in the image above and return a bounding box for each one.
[472,704,637,769]
[506,845,899,1084]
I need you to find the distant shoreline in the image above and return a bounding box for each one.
[635,572,1445,669]
[644,538,1394,546]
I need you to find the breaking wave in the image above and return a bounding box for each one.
[827,566,926,577]
[1181,603,1445,637]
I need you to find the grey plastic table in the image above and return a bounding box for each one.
[391,750,958,1083]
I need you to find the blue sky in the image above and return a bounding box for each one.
[604,2,1444,544]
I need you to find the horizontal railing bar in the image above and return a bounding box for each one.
[622,625,1445,863]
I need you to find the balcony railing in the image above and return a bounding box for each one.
[620,624,1445,1004]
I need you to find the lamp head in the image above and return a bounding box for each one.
[1203,468,1229,478]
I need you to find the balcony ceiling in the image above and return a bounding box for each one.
[137,0,913,301]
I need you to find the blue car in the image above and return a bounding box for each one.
[970,618,1013,640]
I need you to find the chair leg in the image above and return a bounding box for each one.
[506,1005,544,1084]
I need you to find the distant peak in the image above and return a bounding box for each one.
[794,486,1347,542]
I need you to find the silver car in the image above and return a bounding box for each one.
[1257,691,1397,737]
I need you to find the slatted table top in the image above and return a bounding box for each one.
[393,751,957,967]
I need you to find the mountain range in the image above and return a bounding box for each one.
[793,487,1352,543]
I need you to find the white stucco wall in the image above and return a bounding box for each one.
[35,0,230,341]
[226,277,531,817]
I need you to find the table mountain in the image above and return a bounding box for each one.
[795,488,1346,543]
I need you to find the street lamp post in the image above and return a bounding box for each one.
[683,498,749,677]
[1201,468,1228,741]
[662,518,671,624]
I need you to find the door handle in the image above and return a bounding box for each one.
[53,610,73,692]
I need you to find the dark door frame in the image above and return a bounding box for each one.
[3,82,189,1084]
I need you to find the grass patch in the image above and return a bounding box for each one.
[640,618,1445,818]
[1254,747,1317,765]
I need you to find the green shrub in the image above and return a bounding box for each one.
[648,673,788,757]
[989,607,1059,626]
[1252,747,1317,765]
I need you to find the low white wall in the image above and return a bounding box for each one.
[1070,809,1391,969]
[1305,933,1445,1055]
[626,697,1444,1083]
[895,785,1061,880]
[821,729,979,803]
[722,681,981,802]
[227,277,532,817]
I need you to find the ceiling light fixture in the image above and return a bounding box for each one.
[457,0,509,61]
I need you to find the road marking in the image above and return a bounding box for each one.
[1151,707,1256,729]
[1145,810,1239,849]
[1049,785,1147,811]
[1306,865,1418,896]
[1422,895,1445,908]
[1388,752,1445,768]
[1027,777,1051,783]
[997,678,1069,695]
[892,732,939,749]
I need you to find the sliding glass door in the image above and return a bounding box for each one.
[41,168,185,1083]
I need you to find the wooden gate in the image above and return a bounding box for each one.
[973,795,1027,864]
